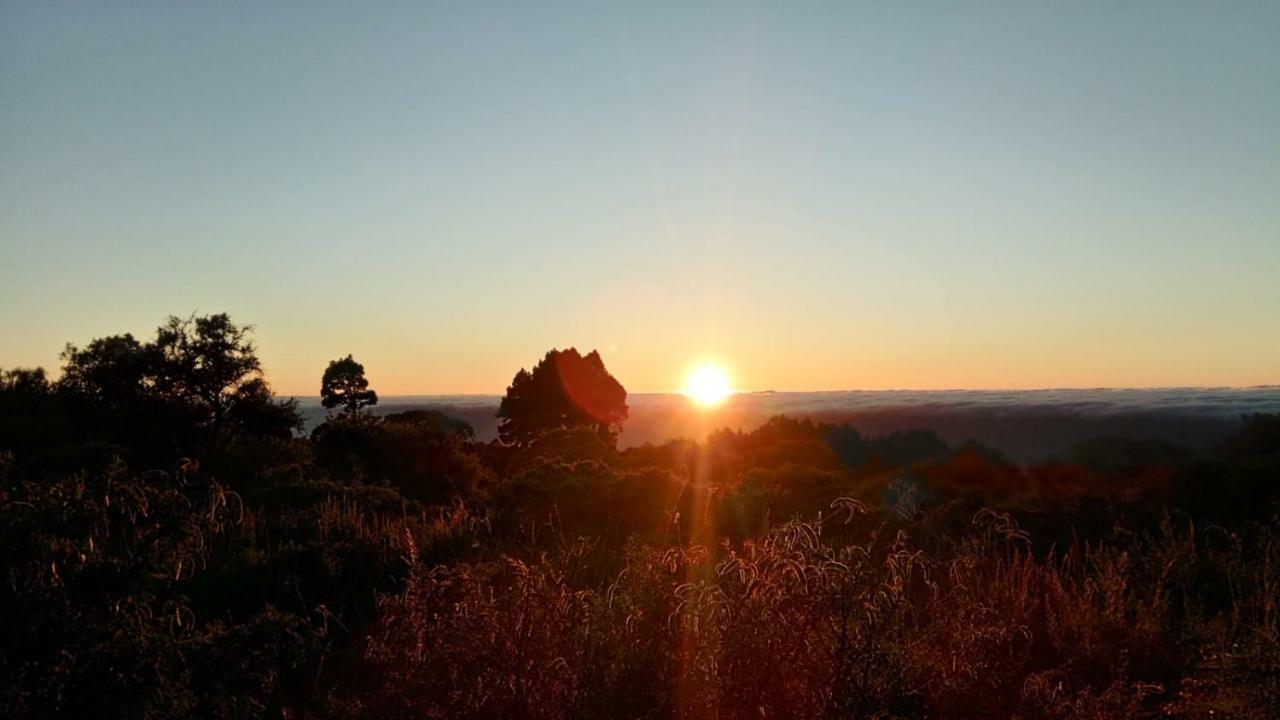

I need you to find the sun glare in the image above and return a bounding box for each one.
[682,364,733,407]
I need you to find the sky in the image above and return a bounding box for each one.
[2,2,1278,396]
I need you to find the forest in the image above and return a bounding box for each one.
[2,313,1278,719]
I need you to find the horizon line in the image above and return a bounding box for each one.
[275,384,1280,399]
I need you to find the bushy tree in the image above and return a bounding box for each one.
[58,333,153,407]
[0,367,50,395]
[497,348,628,447]
[57,313,300,453]
[320,355,378,420]
[151,313,263,423]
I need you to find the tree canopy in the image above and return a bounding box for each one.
[58,313,299,445]
[496,348,628,447]
[321,355,378,419]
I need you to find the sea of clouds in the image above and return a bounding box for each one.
[296,387,1280,462]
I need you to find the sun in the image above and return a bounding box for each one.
[682,364,733,407]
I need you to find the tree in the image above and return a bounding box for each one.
[59,333,153,407]
[321,355,378,419]
[58,313,300,445]
[226,377,302,440]
[151,314,262,423]
[0,367,50,395]
[497,348,628,447]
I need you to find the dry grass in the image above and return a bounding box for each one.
[324,501,1280,719]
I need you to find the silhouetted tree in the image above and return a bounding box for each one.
[227,377,302,440]
[321,355,378,420]
[151,314,263,424]
[58,313,299,447]
[59,333,153,408]
[497,348,628,447]
[0,367,50,395]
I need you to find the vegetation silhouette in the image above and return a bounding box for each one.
[497,348,628,447]
[1,313,1279,718]
[321,354,379,421]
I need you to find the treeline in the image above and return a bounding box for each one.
[2,313,1279,718]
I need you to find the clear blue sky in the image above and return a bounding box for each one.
[2,2,1278,394]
